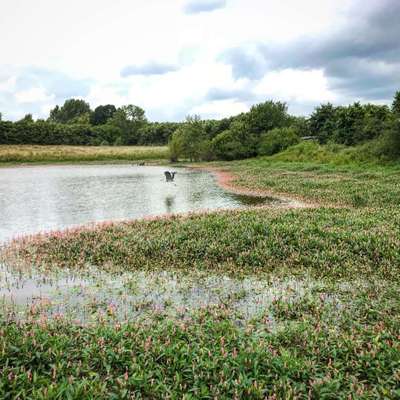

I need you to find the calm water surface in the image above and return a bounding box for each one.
[0,164,268,242]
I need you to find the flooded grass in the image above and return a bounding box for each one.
[0,263,349,328]
[1,158,400,398]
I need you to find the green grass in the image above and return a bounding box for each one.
[5,207,400,280]
[222,157,400,207]
[1,153,400,398]
[0,145,169,165]
[268,141,389,165]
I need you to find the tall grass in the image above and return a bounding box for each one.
[269,140,390,165]
[0,145,169,164]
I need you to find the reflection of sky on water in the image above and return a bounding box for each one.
[0,165,267,242]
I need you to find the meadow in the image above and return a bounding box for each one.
[0,145,169,165]
[1,151,399,398]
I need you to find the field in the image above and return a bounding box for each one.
[0,145,169,165]
[1,156,399,398]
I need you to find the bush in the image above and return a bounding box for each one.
[245,100,290,135]
[211,130,250,161]
[168,116,210,161]
[258,127,300,156]
[374,117,400,160]
[168,129,184,162]
[113,137,124,146]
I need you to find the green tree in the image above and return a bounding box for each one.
[333,103,365,145]
[49,99,91,124]
[359,104,391,142]
[211,119,258,160]
[211,130,248,160]
[392,91,400,115]
[246,100,289,136]
[90,105,117,125]
[168,115,209,161]
[109,105,147,145]
[308,103,337,143]
[288,116,309,137]
[138,122,180,145]
[258,127,300,156]
[19,114,34,123]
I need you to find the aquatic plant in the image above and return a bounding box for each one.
[1,157,400,398]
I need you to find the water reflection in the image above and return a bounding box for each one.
[0,165,269,242]
[164,195,175,213]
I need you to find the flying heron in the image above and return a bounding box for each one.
[164,171,176,182]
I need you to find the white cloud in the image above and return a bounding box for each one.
[0,0,395,121]
[254,69,336,104]
[0,76,16,92]
[190,99,248,119]
[14,87,55,104]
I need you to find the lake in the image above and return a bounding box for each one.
[0,164,269,243]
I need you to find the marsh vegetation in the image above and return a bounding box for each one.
[1,155,399,398]
[1,93,400,398]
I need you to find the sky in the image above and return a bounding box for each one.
[0,0,399,122]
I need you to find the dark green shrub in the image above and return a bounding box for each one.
[375,117,400,160]
[211,130,249,160]
[258,127,300,156]
[168,116,210,161]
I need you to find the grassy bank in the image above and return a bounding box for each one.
[221,158,400,208]
[0,145,169,165]
[1,156,400,398]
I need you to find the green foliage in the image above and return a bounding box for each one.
[211,118,258,160]
[245,100,289,135]
[258,127,300,156]
[92,124,123,145]
[90,104,117,125]
[309,103,338,143]
[138,122,180,145]
[211,129,249,160]
[19,113,34,123]
[2,91,400,159]
[113,136,124,146]
[49,99,91,124]
[0,120,124,146]
[310,102,392,146]
[375,117,400,159]
[392,90,400,115]
[168,128,184,162]
[209,101,291,160]
[109,105,147,145]
[168,115,211,161]
[203,117,233,139]
[288,115,309,136]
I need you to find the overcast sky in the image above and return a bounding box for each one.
[0,0,399,121]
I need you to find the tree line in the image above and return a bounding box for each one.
[0,100,179,146]
[170,91,400,161]
[0,92,399,160]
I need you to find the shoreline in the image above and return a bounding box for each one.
[0,159,169,169]
[191,165,318,209]
[1,162,319,246]
[0,162,318,249]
